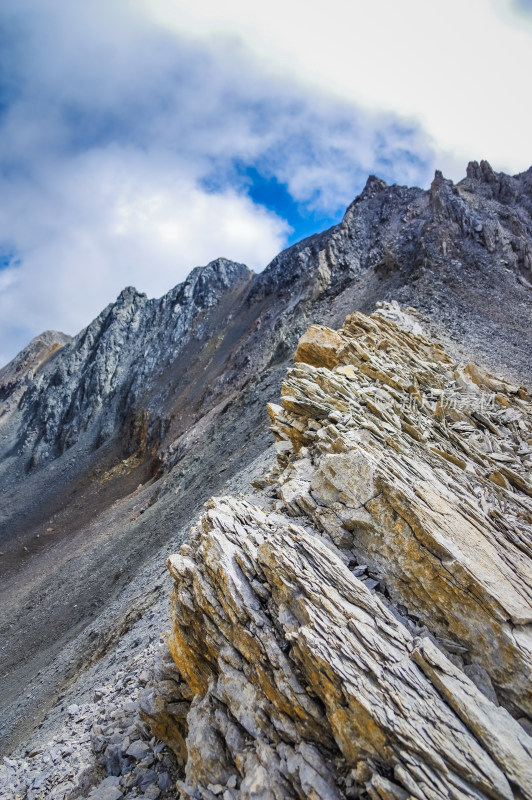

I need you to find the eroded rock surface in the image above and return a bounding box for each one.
[3,163,532,757]
[164,307,532,799]
[0,330,71,414]
[0,640,182,800]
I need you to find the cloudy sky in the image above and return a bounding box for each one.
[0,0,531,364]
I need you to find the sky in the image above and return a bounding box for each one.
[0,0,531,365]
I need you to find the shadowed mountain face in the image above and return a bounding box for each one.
[0,160,531,754]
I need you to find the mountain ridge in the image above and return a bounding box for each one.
[0,160,531,763]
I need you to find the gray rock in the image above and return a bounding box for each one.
[121,772,138,790]
[138,769,158,790]
[226,774,237,789]
[104,744,124,776]
[89,787,123,800]
[142,786,160,799]
[100,776,121,788]
[157,772,173,790]
[126,740,150,761]
[464,663,499,705]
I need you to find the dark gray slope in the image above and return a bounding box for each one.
[0,330,72,413]
[1,160,531,754]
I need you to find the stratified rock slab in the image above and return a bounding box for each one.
[167,497,532,799]
[271,308,532,717]
[166,306,532,799]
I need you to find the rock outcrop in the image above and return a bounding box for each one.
[0,330,71,414]
[2,162,532,758]
[164,307,532,799]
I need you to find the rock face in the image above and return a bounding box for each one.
[164,308,532,799]
[2,162,532,756]
[0,330,71,413]
[3,259,252,470]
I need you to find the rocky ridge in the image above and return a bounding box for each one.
[1,161,532,762]
[1,258,252,472]
[1,305,532,798]
[160,307,532,799]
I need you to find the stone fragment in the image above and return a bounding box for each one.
[89,786,123,800]
[100,776,121,787]
[104,744,124,776]
[294,325,344,369]
[125,740,150,760]
[157,771,173,790]
[310,451,376,508]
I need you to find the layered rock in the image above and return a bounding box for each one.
[165,306,532,799]
[272,307,532,718]
[3,162,532,757]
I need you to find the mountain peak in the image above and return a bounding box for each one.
[360,173,388,198]
[466,159,496,181]
[115,285,147,306]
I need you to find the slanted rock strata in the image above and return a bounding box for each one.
[3,163,532,756]
[165,305,532,799]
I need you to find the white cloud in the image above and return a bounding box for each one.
[15,0,531,363]
[0,0,439,364]
[0,149,289,365]
[0,0,530,363]
[141,0,532,178]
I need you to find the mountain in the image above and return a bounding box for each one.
[0,161,531,796]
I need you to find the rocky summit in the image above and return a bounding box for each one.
[1,162,532,799]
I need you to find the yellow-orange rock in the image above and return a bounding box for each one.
[294,324,344,369]
[166,302,532,799]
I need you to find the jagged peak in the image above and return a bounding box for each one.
[431,168,454,187]
[0,329,71,378]
[0,330,71,404]
[115,285,147,307]
[466,159,497,182]
[172,257,252,311]
[429,169,460,216]
[192,256,251,283]
[360,173,388,198]
[203,256,249,273]
[31,330,72,346]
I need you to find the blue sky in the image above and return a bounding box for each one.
[0,0,530,364]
